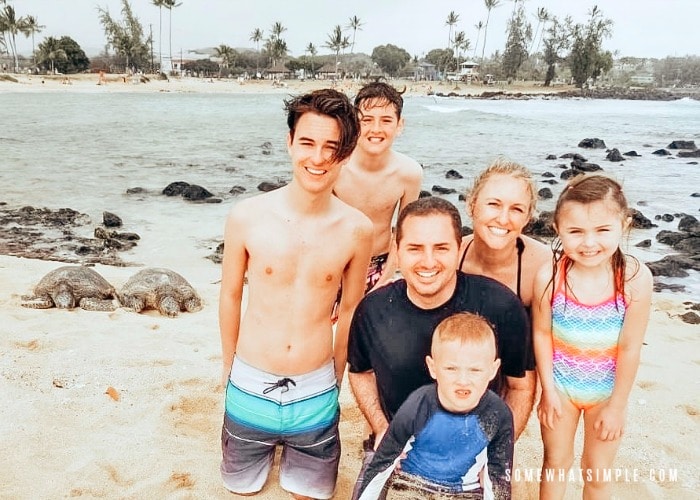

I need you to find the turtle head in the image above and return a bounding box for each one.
[159,295,180,317]
[53,284,75,309]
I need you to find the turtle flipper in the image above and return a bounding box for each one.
[21,295,54,309]
[79,298,117,312]
[159,296,180,317]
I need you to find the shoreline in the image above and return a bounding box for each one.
[1,73,697,101]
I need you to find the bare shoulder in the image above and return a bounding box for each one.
[625,257,653,298]
[226,191,277,225]
[533,256,554,287]
[392,151,423,178]
[335,197,373,233]
[521,235,553,268]
[460,233,474,248]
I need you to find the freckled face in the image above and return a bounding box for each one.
[287,112,344,193]
[469,174,532,251]
[426,339,500,413]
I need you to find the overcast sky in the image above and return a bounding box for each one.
[11,0,698,59]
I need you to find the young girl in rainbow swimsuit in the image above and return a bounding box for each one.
[533,174,653,499]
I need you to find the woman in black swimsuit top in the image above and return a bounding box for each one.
[459,159,551,312]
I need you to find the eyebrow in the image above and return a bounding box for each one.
[297,136,339,147]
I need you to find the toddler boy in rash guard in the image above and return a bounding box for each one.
[358,313,514,500]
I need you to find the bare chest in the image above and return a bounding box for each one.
[246,219,350,286]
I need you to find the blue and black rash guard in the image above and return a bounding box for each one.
[359,384,513,500]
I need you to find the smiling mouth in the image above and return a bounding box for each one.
[488,226,509,236]
[417,270,438,278]
[581,250,599,256]
[305,167,326,175]
[367,137,384,143]
[456,389,471,398]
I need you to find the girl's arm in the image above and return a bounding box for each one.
[594,262,653,441]
[532,262,561,430]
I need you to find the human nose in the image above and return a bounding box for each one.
[310,146,326,165]
[420,249,436,267]
[497,207,509,224]
[455,369,472,385]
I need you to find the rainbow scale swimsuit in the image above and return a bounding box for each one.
[551,260,627,410]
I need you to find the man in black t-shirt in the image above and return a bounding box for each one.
[347,197,535,499]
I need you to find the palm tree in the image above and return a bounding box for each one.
[305,42,317,78]
[23,15,44,67]
[268,21,287,67]
[214,44,235,77]
[324,25,343,79]
[151,0,166,71]
[481,0,502,63]
[346,15,363,54]
[453,31,466,69]
[530,7,549,54]
[0,4,28,72]
[36,36,66,74]
[163,0,181,73]
[270,21,286,41]
[445,11,460,50]
[473,21,484,58]
[249,28,263,77]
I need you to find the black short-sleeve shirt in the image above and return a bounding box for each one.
[347,271,532,420]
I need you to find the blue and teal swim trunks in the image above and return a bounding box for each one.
[221,356,340,499]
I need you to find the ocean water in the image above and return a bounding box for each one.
[1,91,698,294]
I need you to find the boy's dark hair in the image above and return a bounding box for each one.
[354,81,405,118]
[284,88,360,163]
[396,197,462,246]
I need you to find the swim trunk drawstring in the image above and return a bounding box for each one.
[262,377,297,394]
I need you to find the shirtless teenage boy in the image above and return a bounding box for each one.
[218,89,373,499]
[333,82,423,292]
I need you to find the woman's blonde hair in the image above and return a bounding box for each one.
[467,158,537,218]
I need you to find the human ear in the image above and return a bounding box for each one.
[489,358,501,381]
[425,355,437,380]
[397,117,405,135]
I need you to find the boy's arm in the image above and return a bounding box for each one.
[595,263,653,441]
[334,219,373,385]
[358,391,419,499]
[218,205,249,386]
[369,159,423,291]
[487,400,515,499]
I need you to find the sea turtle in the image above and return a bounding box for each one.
[21,265,118,311]
[118,268,202,317]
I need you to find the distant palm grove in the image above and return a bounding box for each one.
[1,0,699,88]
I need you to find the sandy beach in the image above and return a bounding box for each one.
[0,71,574,97]
[1,75,698,499]
[1,253,697,499]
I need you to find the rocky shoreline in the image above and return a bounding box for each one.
[433,86,700,101]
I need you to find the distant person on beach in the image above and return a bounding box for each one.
[347,196,530,499]
[357,313,513,500]
[97,70,107,85]
[333,81,423,294]
[459,159,550,435]
[532,174,652,499]
[218,89,373,499]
